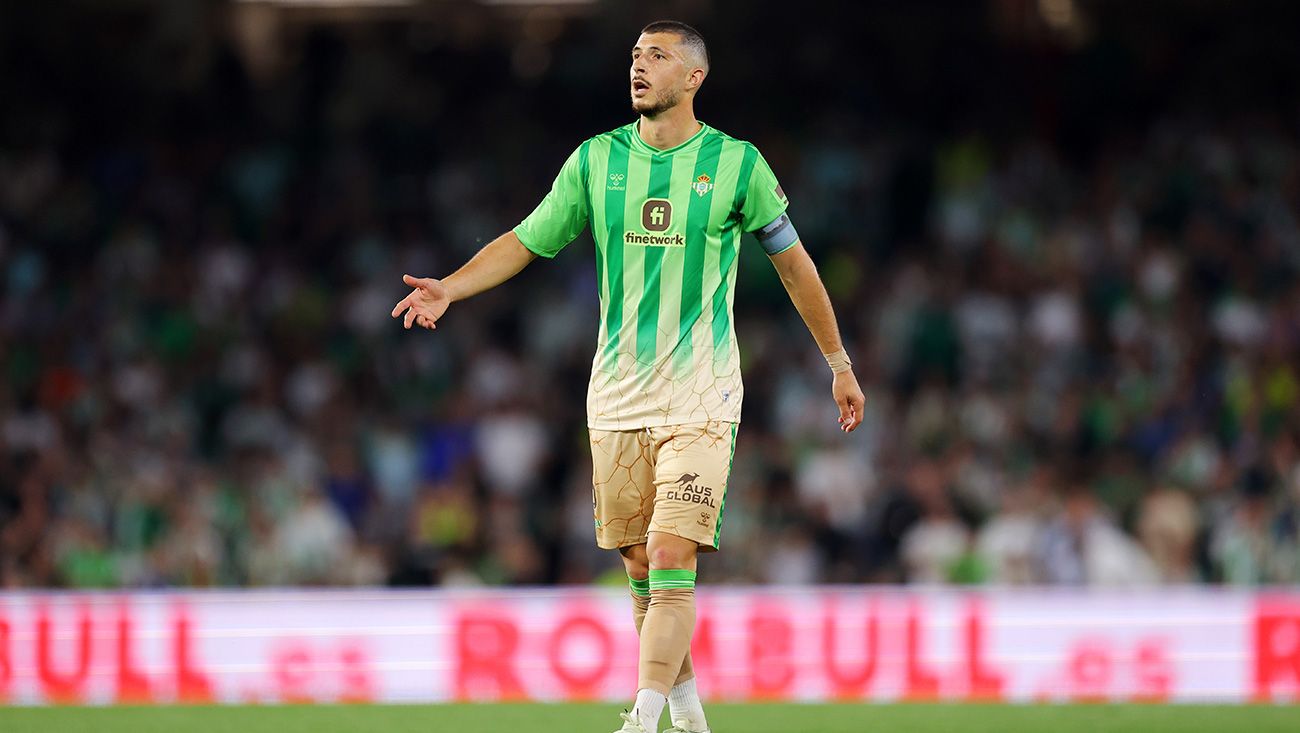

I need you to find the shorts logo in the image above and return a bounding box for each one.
[666,470,717,508]
[642,199,672,231]
[608,172,625,191]
[697,512,711,528]
[693,174,713,198]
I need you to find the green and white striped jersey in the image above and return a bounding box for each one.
[514,121,790,430]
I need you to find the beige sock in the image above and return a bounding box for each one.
[632,589,695,686]
[637,586,696,695]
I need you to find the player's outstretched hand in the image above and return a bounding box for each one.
[832,370,866,433]
[391,274,451,330]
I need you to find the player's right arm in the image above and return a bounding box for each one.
[392,144,589,330]
[391,232,536,330]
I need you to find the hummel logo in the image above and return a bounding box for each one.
[607,172,625,191]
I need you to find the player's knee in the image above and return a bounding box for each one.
[622,556,650,580]
[619,545,650,579]
[648,544,695,570]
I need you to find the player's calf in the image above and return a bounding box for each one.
[621,537,707,729]
[630,532,701,731]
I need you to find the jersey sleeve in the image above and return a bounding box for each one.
[513,145,589,258]
[739,149,790,233]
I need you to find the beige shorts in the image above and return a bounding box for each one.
[589,421,738,552]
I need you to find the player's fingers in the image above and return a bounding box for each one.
[404,307,417,329]
[847,392,868,431]
[845,393,866,432]
[835,395,852,426]
[391,294,413,318]
[402,274,427,290]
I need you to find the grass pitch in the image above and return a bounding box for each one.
[1,703,1298,733]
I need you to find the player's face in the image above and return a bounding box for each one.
[630,32,693,117]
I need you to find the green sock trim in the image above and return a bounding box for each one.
[648,568,696,591]
[628,576,651,598]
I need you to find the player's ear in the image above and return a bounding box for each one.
[688,67,706,90]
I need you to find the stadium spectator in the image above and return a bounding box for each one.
[2,1,1299,591]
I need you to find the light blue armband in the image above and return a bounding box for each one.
[754,213,800,255]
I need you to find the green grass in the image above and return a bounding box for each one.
[1,703,1298,733]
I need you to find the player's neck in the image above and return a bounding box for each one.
[636,106,701,151]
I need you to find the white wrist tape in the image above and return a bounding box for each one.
[824,349,853,374]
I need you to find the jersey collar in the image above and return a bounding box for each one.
[628,120,710,155]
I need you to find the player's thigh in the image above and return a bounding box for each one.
[589,428,656,550]
[648,421,738,552]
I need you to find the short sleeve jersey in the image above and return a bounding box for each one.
[514,122,790,430]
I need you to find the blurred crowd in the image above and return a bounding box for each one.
[2,1,1300,590]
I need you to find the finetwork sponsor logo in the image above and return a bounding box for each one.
[642,198,672,231]
[624,231,685,247]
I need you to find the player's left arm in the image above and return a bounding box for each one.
[740,148,865,433]
[766,239,866,433]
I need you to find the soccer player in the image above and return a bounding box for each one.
[392,20,865,733]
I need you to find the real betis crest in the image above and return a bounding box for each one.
[693,173,714,197]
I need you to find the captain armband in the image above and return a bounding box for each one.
[754,213,800,256]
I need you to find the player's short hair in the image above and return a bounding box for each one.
[641,20,709,72]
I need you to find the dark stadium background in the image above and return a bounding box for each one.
[2,0,1300,593]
